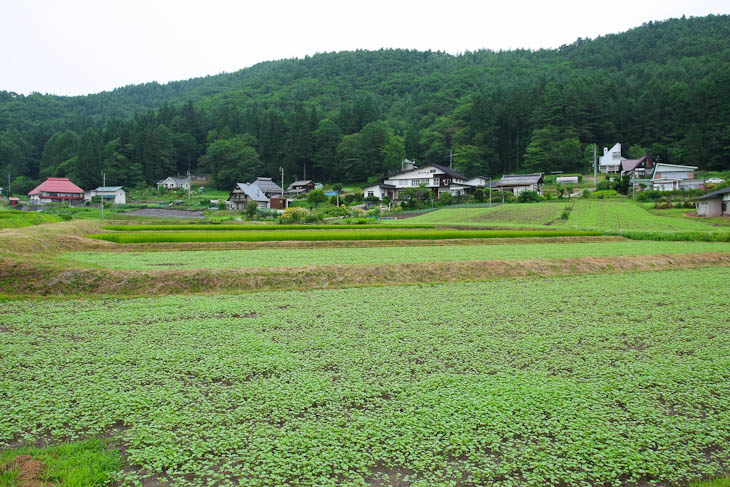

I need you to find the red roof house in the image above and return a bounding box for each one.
[28,177,85,205]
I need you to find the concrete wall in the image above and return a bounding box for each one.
[696,199,722,217]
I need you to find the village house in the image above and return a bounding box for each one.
[599,143,625,173]
[620,153,654,178]
[650,163,702,191]
[287,180,315,197]
[86,186,126,204]
[28,177,85,205]
[695,187,730,217]
[251,177,284,198]
[156,176,190,191]
[494,173,544,196]
[228,183,270,210]
[364,163,480,201]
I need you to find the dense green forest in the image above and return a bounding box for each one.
[1,15,730,192]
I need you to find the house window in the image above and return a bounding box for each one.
[367,191,374,197]
[442,179,451,186]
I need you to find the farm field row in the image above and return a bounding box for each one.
[402,200,725,234]
[2,267,729,486]
[400,202,565,227]
[564,200,719,232]
[88,228,601,244]
[100,223,437,231]
[60,240,730,270]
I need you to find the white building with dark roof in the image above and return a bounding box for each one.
[599,143,626,173]
[157,177,190,190]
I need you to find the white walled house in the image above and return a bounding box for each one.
[695,187,730,217]
[650,163,701,191]
[157,177,190,190]
[363,184,397,201]
[87,186,126,204]
[384,164,477,198]
[599,143,625,173]
[228,183,270,210]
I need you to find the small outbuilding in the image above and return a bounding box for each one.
[494,173,544,196]
[87,186,126,204]
[695,187,730,217]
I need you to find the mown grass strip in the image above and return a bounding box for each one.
[88,229,603,243]
[100,223,436,231]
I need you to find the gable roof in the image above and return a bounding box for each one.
[234,183,269,202]
[28,177,84,195]
[495,173,544,187]
[157,177,189,185]
[288,180,313,189]
[386,163,468,181]
[695,186,730,201]
[252,177,283,194]
[620,156,648,172]
[653,163,698,172]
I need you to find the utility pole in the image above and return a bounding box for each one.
[187,170,191,200]
[7,171,10,199]
[593,144,597,188]
[449,150,453,169]
[101,171,105,220]
[279,167,284,199]
[488,178,492,207]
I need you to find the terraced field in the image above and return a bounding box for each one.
[2,267,729,487]
[399,203,565,227]
[60,240,730,269]
[564,200,719,232]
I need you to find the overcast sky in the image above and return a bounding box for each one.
[2,0,728,96]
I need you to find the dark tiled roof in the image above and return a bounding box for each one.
[252,177,283,194]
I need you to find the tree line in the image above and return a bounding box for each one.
[1,15,730,193]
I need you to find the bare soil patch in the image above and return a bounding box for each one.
[1,455,52,487]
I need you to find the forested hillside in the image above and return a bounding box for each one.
[1,14,730,192]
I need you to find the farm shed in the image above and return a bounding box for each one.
[495,174,544,195]
[228,183,270,210]
[555,176,579,184]
[695,187,730,217]
[28,177,85,205]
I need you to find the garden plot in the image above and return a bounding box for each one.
[400,203,565,227]
[2,267,729,486]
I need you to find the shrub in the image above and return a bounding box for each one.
[438,192,455,205]
[518,190,539,203]
[473,188,485,203]
[279,206,311,224]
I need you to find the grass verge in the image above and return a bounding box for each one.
[100,223,436,231]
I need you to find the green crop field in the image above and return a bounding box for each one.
[100,223,435,231]
[398,203,565,227]
[88,228,601,244]
[2,267,729,486]
[0,210,62,229]
[60,240,730,269]
[564,200,719,232]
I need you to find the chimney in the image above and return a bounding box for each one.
[603,147,608,155]
[646,152,653,169]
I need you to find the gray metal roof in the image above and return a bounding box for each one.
[93,186,124,192]
[235,183,269,202]
[288,180,313,190]
[696,186,730,200]
[157,177,189,185]
[495,173,544,186]
[252,177,283,194]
